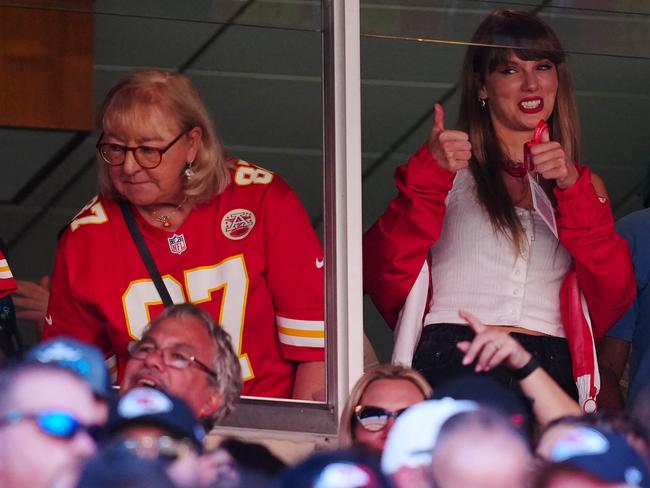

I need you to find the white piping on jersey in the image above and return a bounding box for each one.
[277,315,325,348]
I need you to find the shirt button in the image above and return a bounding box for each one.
[514,289,520,296]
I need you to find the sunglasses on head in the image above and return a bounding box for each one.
[354,405,408,432]
[0,410,103,441]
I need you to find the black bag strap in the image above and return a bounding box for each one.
[119,200,173,306]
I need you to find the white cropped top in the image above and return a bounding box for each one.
[423,169,571,337]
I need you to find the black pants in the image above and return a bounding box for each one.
[412,323,578,400]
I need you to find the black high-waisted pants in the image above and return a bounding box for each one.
[412,323,578,400]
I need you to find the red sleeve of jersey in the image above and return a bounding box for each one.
[262,176,324,362]
[555,164,636,339]
[0,250,17,298]
[43,224,112,354]
[363,143,456,328]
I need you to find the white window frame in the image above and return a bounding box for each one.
[214,0,363,442]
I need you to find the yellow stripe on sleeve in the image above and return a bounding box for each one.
[277,326,325,339]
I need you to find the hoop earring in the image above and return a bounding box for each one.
[184,161,194,179]
[479,97,487,108]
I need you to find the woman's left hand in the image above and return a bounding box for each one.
[530,127,579,189]
[456,310,532,372]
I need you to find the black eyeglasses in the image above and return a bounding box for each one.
[127,339,218,381]
[0,410,103,440]
[96,131,187,169]
[354,405,408,432]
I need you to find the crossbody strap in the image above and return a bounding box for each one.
[119,200,173,306]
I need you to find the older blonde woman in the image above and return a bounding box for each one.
[339,364,432,452]
[43,70,324,400]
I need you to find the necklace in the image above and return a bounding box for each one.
[149,198,187,229]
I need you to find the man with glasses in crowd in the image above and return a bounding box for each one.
[121,303,243,429]
[0,361,104,488]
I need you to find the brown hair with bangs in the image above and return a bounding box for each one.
[457,10,580,248]
[96,70,231,203]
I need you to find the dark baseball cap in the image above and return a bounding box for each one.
[549,426,650,487]
[281,450,393,488]
[108,387,205,451]
[432,374,534,439]
[27,337,112,400]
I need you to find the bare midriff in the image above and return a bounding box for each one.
[436,323,555,337]
[488,325,549,336]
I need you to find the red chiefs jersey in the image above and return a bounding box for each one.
[0,250,17,299]
[44,160,325,398]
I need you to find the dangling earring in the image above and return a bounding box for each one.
[479,97,487,108]
[184,161,194,179]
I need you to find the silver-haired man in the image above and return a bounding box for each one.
[122,303,242,429]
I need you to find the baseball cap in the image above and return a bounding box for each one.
[432,374,534,439]
[27,337,112,399]
[108,387,205,450]
[381,398,477,475]
[280,450,392,488]
[549,426,650,487]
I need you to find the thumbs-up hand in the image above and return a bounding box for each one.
[529,125,579,189]
[427,103,472,173]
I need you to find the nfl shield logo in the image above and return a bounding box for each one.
[167,234,187,255]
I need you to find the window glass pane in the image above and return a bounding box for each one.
[0,1,332,421]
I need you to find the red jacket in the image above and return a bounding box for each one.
[364,144,636,409]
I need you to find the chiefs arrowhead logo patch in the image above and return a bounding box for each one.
[221,208,256,240]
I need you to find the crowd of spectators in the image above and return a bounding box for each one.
[0,330,648,487]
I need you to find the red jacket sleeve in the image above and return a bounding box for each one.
[554,164,636,339]
[363,144,455,328]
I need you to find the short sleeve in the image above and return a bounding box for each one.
[262,177,325,362]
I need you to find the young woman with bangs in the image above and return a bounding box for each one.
[364,9,635,411]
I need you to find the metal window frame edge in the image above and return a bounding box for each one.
[213,0,363,442]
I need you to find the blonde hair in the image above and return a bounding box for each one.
[96,69,231,203]
[338,364,432,448]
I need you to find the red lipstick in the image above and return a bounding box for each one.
[519,97,544,114]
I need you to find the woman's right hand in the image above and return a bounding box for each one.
[428,103,472,172]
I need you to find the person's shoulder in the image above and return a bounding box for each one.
[226,158,293,197]
[60,195,119,240]
[617,208,650,236]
